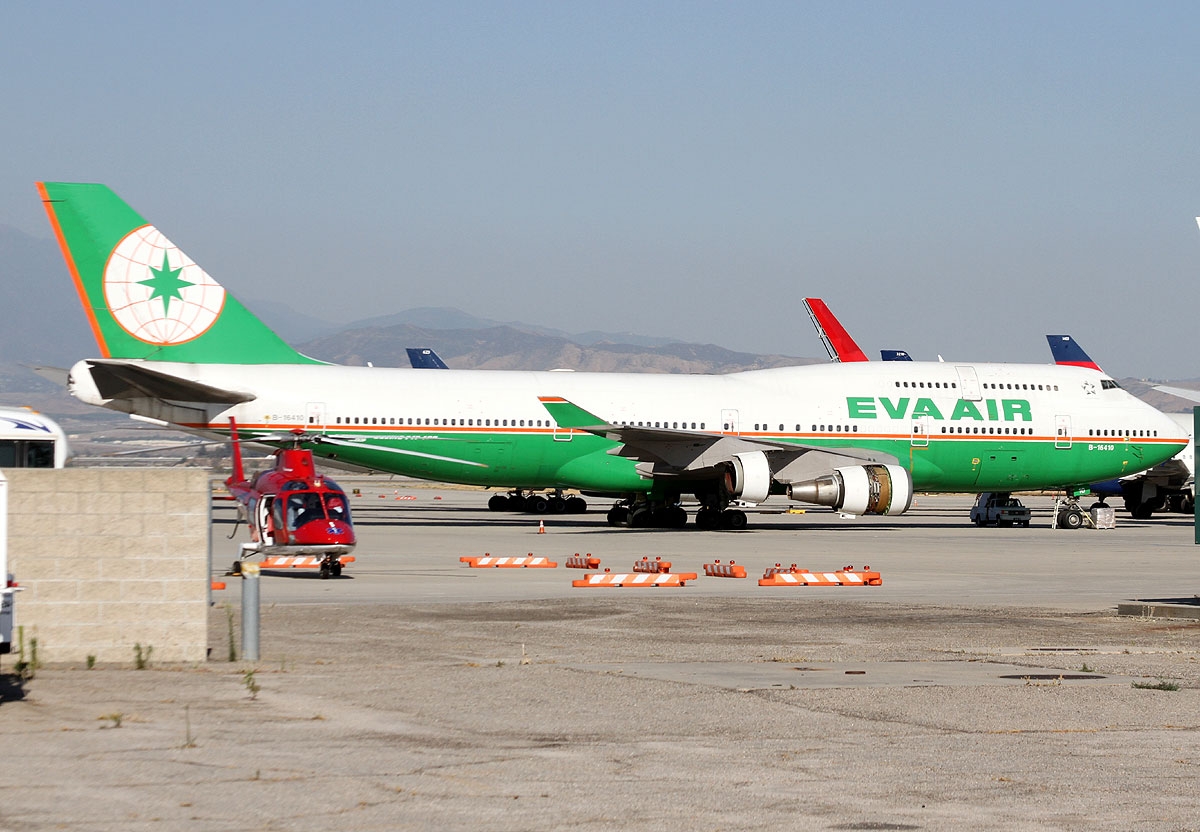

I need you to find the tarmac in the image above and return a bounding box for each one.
[2,488,1199,831]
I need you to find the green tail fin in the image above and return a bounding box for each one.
[38,182,318,364]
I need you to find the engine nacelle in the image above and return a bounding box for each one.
[786,464,912,516]
[723,451,772,504]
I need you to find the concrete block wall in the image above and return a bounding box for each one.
[5,468,210,664]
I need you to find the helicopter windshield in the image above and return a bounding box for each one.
[284,490,352,530]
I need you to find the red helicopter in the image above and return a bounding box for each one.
[225,420,356,579]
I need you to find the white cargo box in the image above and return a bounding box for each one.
[1090,506,1116,529]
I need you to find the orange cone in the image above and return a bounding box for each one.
[538,520,545,534]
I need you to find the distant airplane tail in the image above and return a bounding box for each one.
[880,350,912,362]
[406,347,450,369]
[1046,335,1102,372]
[803,298,869,362]
[37,182,317,364]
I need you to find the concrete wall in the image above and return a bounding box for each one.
[5,468,210,664]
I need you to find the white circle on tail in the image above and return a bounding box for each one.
[103,226,226,345]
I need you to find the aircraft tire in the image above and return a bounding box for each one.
[629,507,653,528]
[1062,509,1084,529]
[319,563,331,579]
[488,494,509,511]
[565,496,587,513]
[695,508,721,530]
[722,509,748,530]
[607,506,629,526]
[331,562,342,577]
[527,495,549,513]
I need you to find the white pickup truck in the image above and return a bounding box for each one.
[970,493,1032,527]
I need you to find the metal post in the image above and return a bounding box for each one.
[241,562,260,662]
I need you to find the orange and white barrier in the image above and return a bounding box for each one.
[633,556,671,573]
[460,554,558,568]
[259,555,357,569]
[702,559,746,578]
[758,564,881,587]
[762,563,799,578]
[565,553,601,569]
[572,569,699,588]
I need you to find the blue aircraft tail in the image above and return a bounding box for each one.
[406,348,449,369]
[1046,335,1102,372]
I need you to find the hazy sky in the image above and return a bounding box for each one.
[3,2,1199,377]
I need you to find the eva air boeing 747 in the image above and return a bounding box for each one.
[38,182,1187,530]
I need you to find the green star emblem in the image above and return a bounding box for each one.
[139,251,193,316]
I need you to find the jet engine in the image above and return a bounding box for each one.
[786,464,912,516]
[723,451,772,504]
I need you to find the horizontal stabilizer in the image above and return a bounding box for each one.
[84,360,256,404]
[26,364,71,386]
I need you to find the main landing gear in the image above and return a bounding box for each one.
[488,490,587,514]
[604,498,748,530]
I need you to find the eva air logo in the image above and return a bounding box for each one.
[103,226,225,345]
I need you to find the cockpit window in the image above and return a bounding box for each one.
[284,490,351,529]
[1100,379,1122,390]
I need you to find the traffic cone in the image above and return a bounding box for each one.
[538,520,545,534]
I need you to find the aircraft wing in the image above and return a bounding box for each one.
[1153,385,1200,403]
[538,395,896,480]
[80,360,256,405]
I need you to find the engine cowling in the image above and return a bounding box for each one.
[723,451,772,504]
[786,464,912,516]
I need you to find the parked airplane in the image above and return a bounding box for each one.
[1046,335,1103,372]
[803,298,912,362]
[39,182,1188,530]
[1047,336,1194,517]
[406,348,450,370]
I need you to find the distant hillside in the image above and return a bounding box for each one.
[342,306,680,348]
[296,324,817,374]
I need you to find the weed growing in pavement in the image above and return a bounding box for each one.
[14,627,33,681]
[99,712,123,729]
[133,643,153,669]
[243,668,261,700]
[1079,663,1095,673]
[86,654,96,670]
[1132,679,1180,691]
